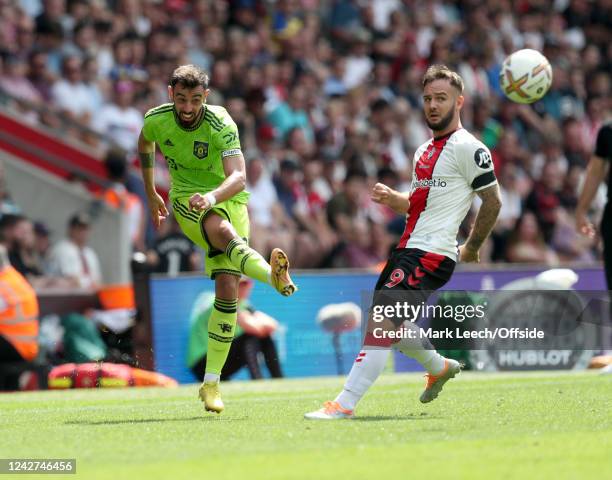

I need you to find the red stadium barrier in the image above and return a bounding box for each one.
[0,110,107,191]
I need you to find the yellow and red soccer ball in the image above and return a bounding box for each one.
[500,49,553,104]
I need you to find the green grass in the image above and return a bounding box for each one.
[1,371,611,480]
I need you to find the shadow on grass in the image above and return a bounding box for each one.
[351,413,441,422]
[65,415,248,426]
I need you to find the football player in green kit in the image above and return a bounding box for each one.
[138,65,296,414]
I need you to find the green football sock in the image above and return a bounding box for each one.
[225,238,272,285]
[205,298,238,377]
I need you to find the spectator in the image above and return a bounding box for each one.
[50,55,96,125]
[329,0,363,45]
[292,160,338,267]
[47,213,102,289]
[323,56,348,97]
[35,0,69,35]
[246,156,295,261]
[187,277,283,381]
[458,50,491,100]
[33,18,64,75]
[267,85,313,142]
[0,244,39,391]
[7,216,42,278]
[552,207,596,263]
[33,221,53,274]
[27,50,55,102]
[342,29,374,90]
[146,214,200,277]
[327,170,369,237]
[95,80,143,152]
[326,170,383,268]
[6,216,67,289]
[505,212,559,265]
[0,161,21,218]
[273,157,302,219]
[563,116,592,167]
[490,164,527,262]
[81,56,105,113]
[0,54,44,106]
[101,150,146,251]
[525,161,564,243]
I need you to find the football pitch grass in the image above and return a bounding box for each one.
[1,371,610,480]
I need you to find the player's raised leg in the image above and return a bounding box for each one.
[203,212,297,296]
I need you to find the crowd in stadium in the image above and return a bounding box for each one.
[0,0,610,271]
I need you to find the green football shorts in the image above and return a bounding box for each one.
[171,196,250,279]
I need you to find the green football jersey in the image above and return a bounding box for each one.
[142,103,249,203]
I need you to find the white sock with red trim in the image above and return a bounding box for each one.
[392,322,445,375]
[335,348,389,411]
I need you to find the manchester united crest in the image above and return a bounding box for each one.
[193,141,208,159]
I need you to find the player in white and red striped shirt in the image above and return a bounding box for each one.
[306,65,502,420]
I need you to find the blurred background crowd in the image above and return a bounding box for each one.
[0,0,611,272]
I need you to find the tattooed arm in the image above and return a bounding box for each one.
[138,129,168,229]
[459,184,502,263]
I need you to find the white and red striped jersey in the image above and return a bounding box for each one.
[397,128,497,260]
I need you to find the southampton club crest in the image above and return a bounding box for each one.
[193,141,208,159]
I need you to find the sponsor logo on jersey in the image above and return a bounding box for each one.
[474,148,492,168]
[164,138,174,147]
[193,141,208,159]
[412,178,448,189]
[223,132,237,145]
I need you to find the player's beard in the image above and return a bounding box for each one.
[177,106,203,127]
[425,107,455,133]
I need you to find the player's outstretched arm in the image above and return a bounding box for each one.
[189,154,246,212]
[575,155,607,238]
[459,184,502,263]
[371,183,410,214]
[138,129,169,228]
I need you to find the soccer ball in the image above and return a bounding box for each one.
[499,49,553,104]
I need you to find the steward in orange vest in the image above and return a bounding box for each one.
[0,244,39,362]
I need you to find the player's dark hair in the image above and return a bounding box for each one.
[422,65,464,94]
[170,64,209,90]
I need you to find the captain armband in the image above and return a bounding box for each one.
[471,171,497,190]
[221,149,242,158]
